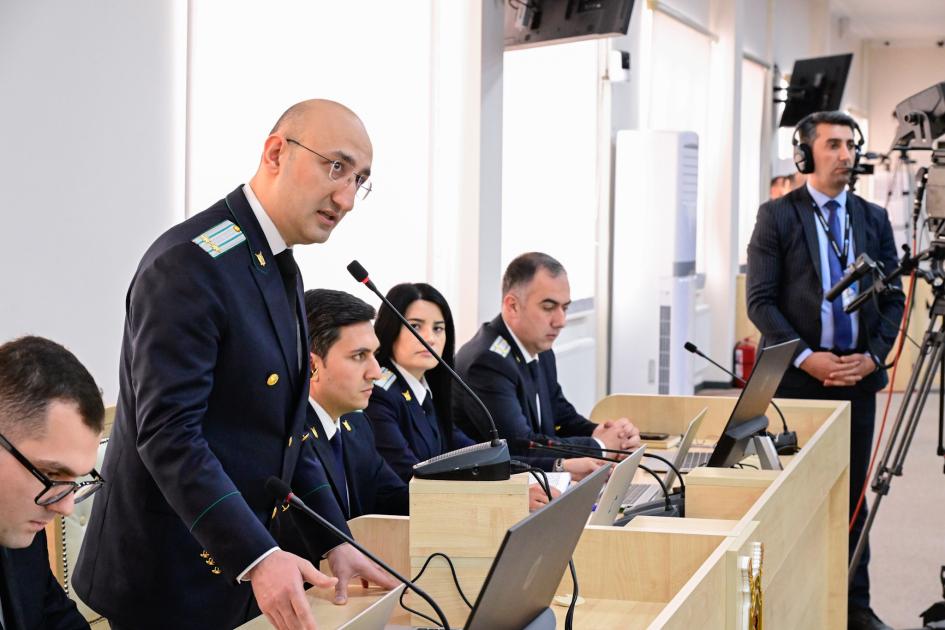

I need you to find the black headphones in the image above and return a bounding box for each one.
[792,112,865,174]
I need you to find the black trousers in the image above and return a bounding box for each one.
[777,385,875,609]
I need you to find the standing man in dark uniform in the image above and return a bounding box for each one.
[74,100,396,630]
[0,336,105,630]
[453,252,640,479]
[747,111,903,630]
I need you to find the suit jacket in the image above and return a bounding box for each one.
[299,406,409,518]
[452,316,599,470]
[364,361,475,483]
[73,187,350,629]
[746,185,904,397]
[0,535,88,630]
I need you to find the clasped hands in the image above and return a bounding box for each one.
[800,351,875,387]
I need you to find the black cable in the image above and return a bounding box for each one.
[638,464,671,512]
[398,551,473,626]
[527,466,578,630]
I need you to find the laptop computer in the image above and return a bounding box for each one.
[338,584,406,629]
[463,464,610,630]
[706,339,798,468]
[586,445,646,526]
[623,407,708,507]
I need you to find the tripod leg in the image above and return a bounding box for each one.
[849,312,945,584]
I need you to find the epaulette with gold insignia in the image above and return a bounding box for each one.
[375,367,397,391]
[489,336,511,358]
[192,220,246,258]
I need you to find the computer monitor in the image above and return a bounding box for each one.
[706,339,799,468]
[779,54,853,127]
[504,0,635,51]
[464,465,610,630]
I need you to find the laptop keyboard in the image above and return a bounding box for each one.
[622,483,656,506]
[681,450,711,470]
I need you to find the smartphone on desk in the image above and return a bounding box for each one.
[640,431,670,441]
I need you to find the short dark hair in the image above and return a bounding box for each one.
[502,252,566,296]
[304,289,376,358]
[796,110,858,145]
[0,336,105,440]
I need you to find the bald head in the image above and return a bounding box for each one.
[269,99,366,138]
[249,99,373,247]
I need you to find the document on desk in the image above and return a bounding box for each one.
[545,472,572,494]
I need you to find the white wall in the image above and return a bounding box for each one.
[0,1,186,402]
[187,0,434,310]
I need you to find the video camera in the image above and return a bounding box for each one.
[829,82,945,312]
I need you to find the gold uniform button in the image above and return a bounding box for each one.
[267,373,279,386]
[200,550,210,559]
[211,567,222,575]
[288,436,293,447]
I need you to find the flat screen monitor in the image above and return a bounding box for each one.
[779,53,853,127]
[504,0,635,51]
[706,339,798,468]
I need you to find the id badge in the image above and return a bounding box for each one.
[841,285,858,311]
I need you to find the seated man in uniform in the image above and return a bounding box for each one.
[295,288,410,520]
[0,336,105,630]
[453,252,641,479]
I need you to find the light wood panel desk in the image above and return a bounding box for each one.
[241,394,849,629]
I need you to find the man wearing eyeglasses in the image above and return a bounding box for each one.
[73,99,395,630]
[0,335,105,630]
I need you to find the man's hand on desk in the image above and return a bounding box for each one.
[592,417,641,453]
[326,543,399,605]
[562,457,611,481]
[248,549,336,630]
[528,483,561,511]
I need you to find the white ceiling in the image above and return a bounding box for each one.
[832,0,945,41]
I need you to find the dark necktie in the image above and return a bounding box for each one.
[329,430,349,512]
[420,393,441,447]
[274,249,298,320]
[526,360,542,429]
[825,200,853,350]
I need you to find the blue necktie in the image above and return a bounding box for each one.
[329,431,349,512]
[825,200,853,350]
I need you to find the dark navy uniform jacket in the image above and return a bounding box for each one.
[0,535,88,630]
[73,187,350,629]
[452,316,599,470]
[297,404,408,519]
[364,360,474,483]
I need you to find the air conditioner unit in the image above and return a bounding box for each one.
[610,130,699,395]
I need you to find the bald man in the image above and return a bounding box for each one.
[74,100,396,630]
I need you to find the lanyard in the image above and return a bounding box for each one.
[813,203,850,264]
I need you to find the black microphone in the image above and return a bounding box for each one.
[505,438,675,515]
[683,342,797,454]
[347,260,510,481]
[265,477,451,630]
[825,253,877,303]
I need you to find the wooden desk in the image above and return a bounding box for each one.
[242,394,849,629]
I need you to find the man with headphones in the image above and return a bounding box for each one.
[746,111,904,630]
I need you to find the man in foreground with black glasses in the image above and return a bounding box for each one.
[0,335,105,630]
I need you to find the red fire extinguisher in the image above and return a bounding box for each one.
[732,338,757,388]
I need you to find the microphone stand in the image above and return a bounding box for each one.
[266,477,451,630]
[347,260,510,481]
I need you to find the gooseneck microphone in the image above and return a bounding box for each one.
[347,260,511,481]
[825,253,877,303]
[265,477,451,630]
[683,341,797,454]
